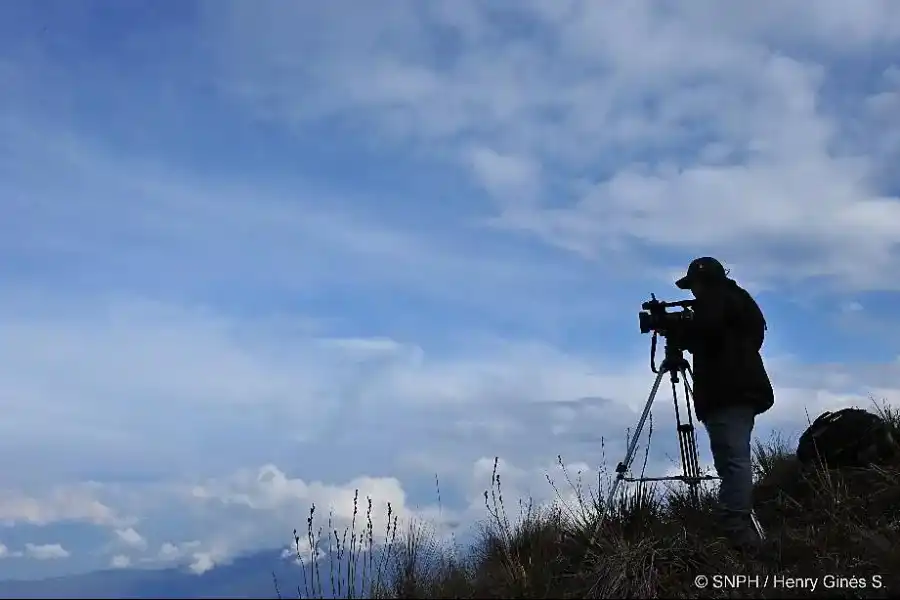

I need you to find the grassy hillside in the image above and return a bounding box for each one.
[287,401,900,599]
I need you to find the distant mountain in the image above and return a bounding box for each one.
[0,548,359,599]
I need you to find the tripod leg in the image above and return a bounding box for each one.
[606,368,667,512]
[681,371,701,480]
[679,371,702,506]
[751,511,766,541]
[671,376,699,506]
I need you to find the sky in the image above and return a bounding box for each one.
[1,0,899,580]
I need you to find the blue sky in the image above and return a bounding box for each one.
[1,0,899,579]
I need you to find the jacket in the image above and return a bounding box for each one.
[679,279,775,423]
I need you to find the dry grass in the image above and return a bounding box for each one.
[281,400,900,599]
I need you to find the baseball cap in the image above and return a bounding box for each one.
[675,257,727,289]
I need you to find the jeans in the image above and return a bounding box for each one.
[704,404,756,529]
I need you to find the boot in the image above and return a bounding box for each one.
[728,524,763,556]
[719,510,763,556]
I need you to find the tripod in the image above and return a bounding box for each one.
[603,334,766,540]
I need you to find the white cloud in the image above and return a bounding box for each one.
[0,487,124,527]
[203,0,900,290]
[0,295,650,489]
[114,528,146,550]
[25,544,70,560]
[110,555,131,569]
[158,542,182,561]
[466,146,542,206]
[841,301,864,313]
[192,466,405,519]
[144,541,220,575]
[189,553,216,575]
[155,541,201,563]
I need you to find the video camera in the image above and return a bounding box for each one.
[639,294,696,374]
[639,294,696,336]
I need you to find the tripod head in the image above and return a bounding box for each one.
[649,333,692,377]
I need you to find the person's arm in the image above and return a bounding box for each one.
[682,290,737,351]
[691,292,731,338]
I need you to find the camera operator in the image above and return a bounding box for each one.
[673,257,774,552]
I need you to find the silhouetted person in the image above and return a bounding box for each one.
[674,257,774,551]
